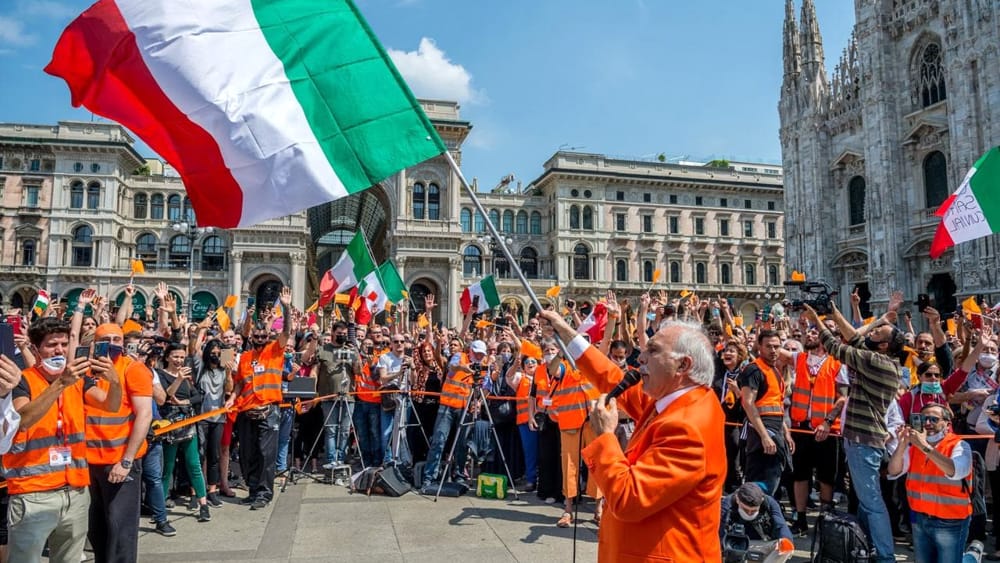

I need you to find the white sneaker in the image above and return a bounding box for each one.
[322,462,335,470]
[544,497,556,504]
[334,478,346,486]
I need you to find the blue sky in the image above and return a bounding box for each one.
[0,0,854,190]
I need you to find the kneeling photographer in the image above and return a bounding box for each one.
[720,483,792,562]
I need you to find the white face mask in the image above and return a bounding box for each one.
[926,430,946,444]
[980,354,998,369]
[737,507,759,521]
[542,353,557,365]
[41,355,67,374]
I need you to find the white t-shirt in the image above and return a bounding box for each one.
[377,352,404,382]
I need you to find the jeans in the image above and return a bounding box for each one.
[142,442,167,524]
[88,462,143,563]
[321,400,353,464]
[518,423,538,484]
[237,405,280,502]
[276,406,295,472]
[911,511,970,563]
[422,404,471,484]
[844,441,894,563]
[380,407,396,466]
[353,400,382,467]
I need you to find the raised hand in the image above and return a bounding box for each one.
[425,293,436,310]
[888,290,904,313]
[850,287,860,306]
[153,282,168,301]
[78,288,97,307]
[161,293,176,314]
[279,286,292,307]
[0,355,22,397]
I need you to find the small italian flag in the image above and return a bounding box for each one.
[460,276,500,314]
[359,261,407,315]
[319,231,376,306]
[931,147,1000,258]
[32,290,50,317]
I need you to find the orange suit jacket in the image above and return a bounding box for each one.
[578,345,726,562]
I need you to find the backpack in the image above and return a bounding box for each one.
[810,510,872,563]
[963,449,988,516]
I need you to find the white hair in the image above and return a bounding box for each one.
[661,320,715,387]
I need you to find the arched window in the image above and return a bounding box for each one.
[473,210,486,233]
[136,233,158,264]
[582,206,594,230]
[134,193,148,219]
[569,205,580,229]
[22,239,36,266]
[427,183,441,220]
[643,261,654,282]
[573,244,590,280]
[502,210,514,233]
[918,43,946,108]
[70,181,84,209]
[670,261,681,283]
[150,194,164,219]
[530,211,542,234]
[183,196,195,222]
[412,182,425,219]
[848,176,866,226]
[87,182,101,209]
[167,195,182,221]
[169,235,190,269]
[616,259,628,282]
[493,249,510,278]
[489,209,501,230]
[744,263,757,286]
[520,247,538,279]
[695,262,707,284]
[72,225,94,267]
[460,208,472,232]
[721,263,732,285]
[923,151,948,208]
[768,264,779,286]
[515,211,528,234]
[463,245,482,277]
[201,236,225,271]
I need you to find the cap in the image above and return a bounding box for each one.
[95,323,124,340]
[735,483,765,507]
[470,340,487,355]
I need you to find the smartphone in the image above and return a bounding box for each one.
[220,348,236,366]
[247,296,256,309]
[125,342,139,356]
[910,413,924,428]
[93,342,110,358]
[292,352,302,364]
[0,323,14,360]
[471,295,480,308]
[916,294,930,313]
[74,345,91,360]
[6,315,23,336]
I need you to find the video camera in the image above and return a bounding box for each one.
[469,362,485,384]
[723,523,789,562]
[783,279,838,315]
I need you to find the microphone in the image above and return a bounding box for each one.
[606,368,642,405]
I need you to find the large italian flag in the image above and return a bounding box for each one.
[319,231,376,306]
[460,276,500,315]
[931,147,1000,258]
[45,0,446,228]
[359,261,406,315]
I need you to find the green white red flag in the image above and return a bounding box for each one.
[931,147,1000,258]
[32,290,50,317]
[45,0,446,228]
[460,276,500,314]
[359,262,407,316]
[318,231,376,307]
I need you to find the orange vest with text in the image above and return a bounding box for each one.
[790,353,843,431]
[906,433,973,520]
[551,364,599,431]
[5,368,90,495]
[86,355,151,464]
[515,372,532,425]
[752,357,785,417]
[235,341,284,410]
[440,353,474,409]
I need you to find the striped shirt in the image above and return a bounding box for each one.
[820,330,900,448]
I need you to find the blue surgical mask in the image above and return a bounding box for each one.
[920,381,943,395]
[41,356,67,374]
[646,313,656,321]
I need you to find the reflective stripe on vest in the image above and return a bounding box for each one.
[8,432,86,455]
[552,377,598,431]
[85,356,149,465]
[752,357,785,417]
[906,433,973,519]
[355,363,380,403]
[441,355,475,409]
[515,375,531,425]
[789,353,842,431]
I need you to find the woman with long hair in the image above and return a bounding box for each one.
[194,339,233,507]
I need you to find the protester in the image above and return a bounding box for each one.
[194,339,233,507]
[306,321,361,473]
[739,329,794,496]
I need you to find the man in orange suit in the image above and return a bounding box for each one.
[540,308,727,562]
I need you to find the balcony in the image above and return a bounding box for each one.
[18,206,43,218]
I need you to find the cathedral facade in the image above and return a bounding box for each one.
[779,0,1000,316]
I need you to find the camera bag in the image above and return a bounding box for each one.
[810,510,871,563]
[373,466,412,497]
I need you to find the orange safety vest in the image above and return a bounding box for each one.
[440,353,475,409]
[551,365,599,431]
[752,357,785,418]
[355,361,380,403]
[515,373,532,426]
[86,355,150,464]
[789,353,843,431]
[906,433,973,520]
[5,368,90,494]
[235,341,284,410]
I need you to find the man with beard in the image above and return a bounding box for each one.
[233,287,292,510]
[303,321,361,474]
[740,330,795,496]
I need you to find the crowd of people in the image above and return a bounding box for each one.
[2,276,1000,562]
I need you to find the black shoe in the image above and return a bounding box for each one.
[187,496,199,511]
[165,498,176,509]
[206,492,223,508]
[791,518,809,537]
[155,521,177,537]
[523,482,537,493]
[250,498,269,510]
[197,505,211,522]
[240,496,255,506]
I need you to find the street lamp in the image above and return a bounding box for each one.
[171,221,214,318]
[478,233,513,277]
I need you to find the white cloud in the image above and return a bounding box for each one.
[388,38,483,105]
[0,16,36,47]
[16,0,75,19]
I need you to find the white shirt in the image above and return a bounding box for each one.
[377,352,403,381]
[0,394,20,454]
[884,399,904,456]
[655,385,699,414]
[887,434,973,481]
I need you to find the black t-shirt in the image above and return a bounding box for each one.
[13,374,95,401]
[737,362,768,401]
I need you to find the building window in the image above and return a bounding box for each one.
[29,159,40,172]
[720,219,730,237]
[86,182,101,209]
[519,247,538,279]
[21,239,36,266]
[768,264,779,286]
[182,197,195,222]
[502,210,514,233]
[73,162,83,173]
[529,211,542,234]
[571,189,579,197]
[642,215,653,233]
[766,222,777,239]
[573,244,590,280]
[169,235,190,269]
[767,201,776,211]
[136,233,158,264]
[744,199,752,209]
[694,217,704,235]
[695,262,707,284]
[569,205,580,229]
[720,198,728,208]
[616,259,628,282]
[91,163,101,173]
[918,43,946,108]
[669,261,681,283]
[70,181,84,209]
[150,194,164,220]
[744,220,753,237]
[427,183,441,220]
[460,208,472,232]
[582,206,594,230]
[72,225,94,267]
[923,151,949,208]
[473,209,486,233]
[695,196,703,206]
[134,193,148,219]
[201,236,225,271]
[494,250,510,278]
[720,263,732,285]
[643,193,651,203]
[516,211,528,234]
[643,261,654,282]
[744,263,756,285]
[168,194,182,220]
[412,182,425,219]
[616,213,626,231]
[489,209,501,231]
[26,186,39,208]
[669,194,677,204]
[848,176,866,225]
[463,245,482,276]
[669,216,679,234]
[616,191,625,201]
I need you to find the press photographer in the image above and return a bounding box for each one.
[720,483,793,562]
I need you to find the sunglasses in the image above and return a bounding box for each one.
[923,415,943,424]
[392,339,405,344]
[923,372,942,379]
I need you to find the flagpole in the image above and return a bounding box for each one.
[443,152,577,369]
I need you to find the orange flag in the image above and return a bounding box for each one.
[733,315,744,327]
[475,319,492,329]
[546,285,561,299]
[334,293,352,305]
[946,318,957,336]
[652,269,662,283]
[215,307,231,332]
[791,270,806,282]
[963,296,982,316]
[224,295,238,309]
[679,289,692,299]
[121,319,142,335]
[130,259,145,275]
[417,313,430,329]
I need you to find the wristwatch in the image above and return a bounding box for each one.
[824,417,835,426]
[120,458,133,469]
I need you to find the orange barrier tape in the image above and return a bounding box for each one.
[152,407,231,436]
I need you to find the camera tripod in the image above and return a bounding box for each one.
[386,367,431,467]
[432,373,519,502]
[282,393,361,491]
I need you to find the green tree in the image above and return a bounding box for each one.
[706,159,730,169]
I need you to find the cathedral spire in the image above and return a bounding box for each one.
[800,0,825,80]
[782,0,801,80]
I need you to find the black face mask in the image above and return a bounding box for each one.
[334,334,347,345]
[108,345,124,362]
[209,354,221,364]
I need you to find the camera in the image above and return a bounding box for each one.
[469,362,484,382]
[783,279,838,315]
[723,523,750,563]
